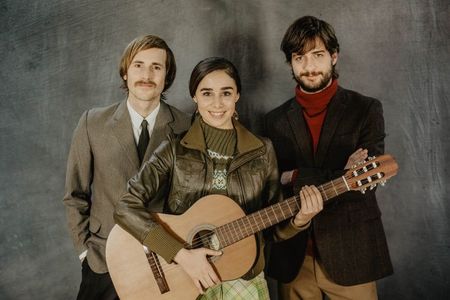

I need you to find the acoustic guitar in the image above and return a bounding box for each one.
[106,154,398,299]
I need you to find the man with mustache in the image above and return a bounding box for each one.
[265,16,393,299]
[63,35,190,299]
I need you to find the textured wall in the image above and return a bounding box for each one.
[0,0,449,299]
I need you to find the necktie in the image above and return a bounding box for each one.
[137,119,149,164]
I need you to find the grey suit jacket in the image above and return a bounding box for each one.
[63,100,190,273]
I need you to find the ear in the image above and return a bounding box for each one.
[331,52,338,66]
[123,74,127,80]
[235,93,240,103]
[192,96,197,103]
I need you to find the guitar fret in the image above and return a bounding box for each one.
[252,213,258,233]
[319,185,328,201]
[270,206,277,225]
[330,179,338,196]
[245,217,252,238]
[263,208,270,226]
[258,213,264,229]
[293,196,300,210]
[279,203,286,220]
[286,201,293,216]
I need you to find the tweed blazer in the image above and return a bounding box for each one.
[63,100,190,273]
[264,86,393,286]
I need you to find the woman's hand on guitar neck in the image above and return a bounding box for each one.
[174,247,222,294]
[293,185,324,227]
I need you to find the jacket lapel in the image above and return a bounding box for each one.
[315,87,347,166]
[287,99,314,167]
[110,100,140,170]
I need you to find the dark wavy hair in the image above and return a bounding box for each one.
[189,57,241,97]
[281,16,340,79]
[119,35,176,98]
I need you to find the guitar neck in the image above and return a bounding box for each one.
[216,176,350,248]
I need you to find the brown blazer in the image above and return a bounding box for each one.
[63,100,190,273]
[264,86,393,286]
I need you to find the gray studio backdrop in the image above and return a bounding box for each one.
[1,0,449,299]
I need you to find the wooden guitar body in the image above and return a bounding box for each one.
[106,195,257,300]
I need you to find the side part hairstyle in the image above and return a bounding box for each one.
[119,35,176,97]
[281,16,340,79]
[189,57,241,97]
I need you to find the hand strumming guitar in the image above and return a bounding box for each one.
[174,247,222,294]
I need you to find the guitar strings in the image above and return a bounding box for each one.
[183,174,353,250]
[147,170,371,273]
[145,171,374,274]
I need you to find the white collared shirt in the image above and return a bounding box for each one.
[126,100,161,144]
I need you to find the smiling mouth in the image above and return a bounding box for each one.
[209,111,226,118]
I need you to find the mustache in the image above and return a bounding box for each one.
[135,80,156,86]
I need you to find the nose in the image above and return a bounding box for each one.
[303,56,316,72]
[141,67,154,80]
[212,95,224,108]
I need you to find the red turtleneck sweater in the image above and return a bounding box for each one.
[295,79,338,153]
[294,79,338,257]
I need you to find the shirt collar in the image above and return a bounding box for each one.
[126,100,161,131]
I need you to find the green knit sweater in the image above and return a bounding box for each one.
[200,118,236,194]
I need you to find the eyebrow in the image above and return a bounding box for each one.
[131,60,164,66]
[199,87,234,91]
[293,49,326,56]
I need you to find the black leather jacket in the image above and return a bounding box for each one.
[114,117,301,279]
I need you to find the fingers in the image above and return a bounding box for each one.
[345,148,368,169]
[204,248,223,257]
[300,185,323,214]
[294,185,324,227]
[194,280,204,294]
[351,148,368,162]
[202,248,221,284]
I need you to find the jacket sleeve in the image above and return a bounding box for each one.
[262,140,306,242]
[63,111,92,258]
[294,99,385,193]
[114,138,184,263]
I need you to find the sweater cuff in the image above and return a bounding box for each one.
[275,218,311,241]
[143,226,184,264]
[291,218,311,230]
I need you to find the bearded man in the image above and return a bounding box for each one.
[265,16,393,300]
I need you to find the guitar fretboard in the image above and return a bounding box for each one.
[215,176,350,248]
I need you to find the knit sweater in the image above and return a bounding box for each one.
[200,118,236,194]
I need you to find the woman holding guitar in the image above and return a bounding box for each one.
[114,57,323,299]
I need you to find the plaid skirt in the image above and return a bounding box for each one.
[197,272,270,300]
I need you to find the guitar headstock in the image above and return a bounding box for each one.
[345,154,399,194]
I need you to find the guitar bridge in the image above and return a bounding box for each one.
[144,246,170,294]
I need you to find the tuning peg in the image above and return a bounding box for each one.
[369,184,376,190]
[380,180,386,186]
[361,188,366,194]
[368,156,376,160]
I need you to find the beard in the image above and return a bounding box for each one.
[293,64,334,93]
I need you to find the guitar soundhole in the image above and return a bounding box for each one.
[192,229,220,251]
